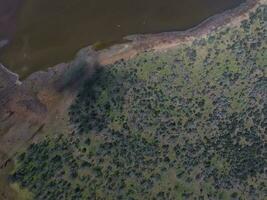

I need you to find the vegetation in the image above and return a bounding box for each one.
[11,5,266,200]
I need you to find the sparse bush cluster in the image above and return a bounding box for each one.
[11,5,267,200]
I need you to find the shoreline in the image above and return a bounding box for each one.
[97,0,260,65]
[0,0,260,81]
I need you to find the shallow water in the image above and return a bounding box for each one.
[0,0,22,39]
[0,0,244,78]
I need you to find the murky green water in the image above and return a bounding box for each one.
[0,0,244,78]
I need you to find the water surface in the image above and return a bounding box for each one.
[0,0,22,39]
[0,0,244,78]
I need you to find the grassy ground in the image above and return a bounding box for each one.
[9,4,266,200]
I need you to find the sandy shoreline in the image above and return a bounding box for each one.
[97,0,260,65]
[0,0,261,82]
